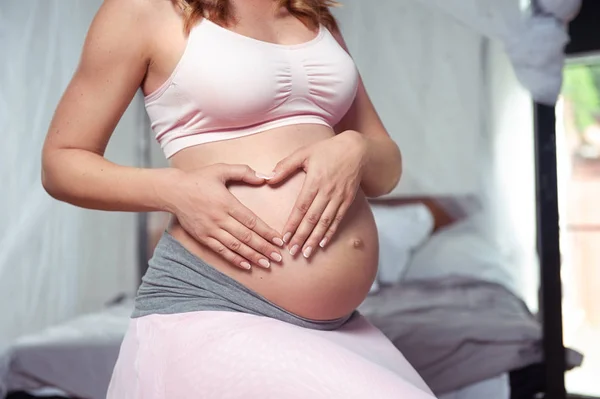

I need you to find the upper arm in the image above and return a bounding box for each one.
[42,0,152,158]
[331,29,389,139]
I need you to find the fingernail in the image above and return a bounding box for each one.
[259,259,271,268]
[289,245,299,256]
[283,232,292,243]
[303,246,313,258]
[271,252,283,262]
[241,262,251,270]
[255,172,276,180]
[319,238,328,248]
[272,237,284,247]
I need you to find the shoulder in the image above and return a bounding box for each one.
[96,0,159,27]
[92,0,176,43]
[85,0,176,63]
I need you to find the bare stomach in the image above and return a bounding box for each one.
[168,124,379,320]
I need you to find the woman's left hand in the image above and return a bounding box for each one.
[266,130,368,258]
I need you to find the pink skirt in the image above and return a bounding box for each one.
[107,311,437,398]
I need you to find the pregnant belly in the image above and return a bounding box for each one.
[167,126,379,320]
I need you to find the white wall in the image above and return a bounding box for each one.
[483,38,538,308]
[334,0,486,197]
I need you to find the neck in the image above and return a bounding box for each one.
[230,0,285,20]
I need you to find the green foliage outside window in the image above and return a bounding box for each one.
[562,64,600,134]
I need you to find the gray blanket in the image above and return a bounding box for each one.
[359,275,583,395]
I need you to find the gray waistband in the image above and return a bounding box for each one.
[132,232,355,331]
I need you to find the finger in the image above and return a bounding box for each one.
[202,236,253,271]
[212,229,273,269]
[281,181,319,246]
[221,217,283,264]
[320,200,352,249]
[227,201,285,248]
[214,163,269,185]
[267,149,308,185]
[301,199,342,258]
[287,193,330,258]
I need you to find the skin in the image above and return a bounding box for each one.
[41,0,402,320]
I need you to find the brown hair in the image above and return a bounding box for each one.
[178,0,340,33]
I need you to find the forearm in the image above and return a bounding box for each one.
[357,133,403,198]
[42,148,181,213]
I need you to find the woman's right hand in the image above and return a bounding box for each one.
[166,163,284,271]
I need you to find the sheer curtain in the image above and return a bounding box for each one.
[412,0,577,105]
[0,0,144,345]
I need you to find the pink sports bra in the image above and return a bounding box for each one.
[144,19,360,158]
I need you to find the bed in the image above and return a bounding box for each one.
[0,298,510,399]
[0,200,582,399]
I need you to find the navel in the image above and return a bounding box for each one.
[351,238,364,249]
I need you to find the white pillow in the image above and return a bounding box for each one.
[403,218,517,292]
[371,203,435,291]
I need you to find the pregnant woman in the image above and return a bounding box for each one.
[41,0,436,397]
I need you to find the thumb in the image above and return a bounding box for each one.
[214,163,267,185]
[267,149,308,185]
